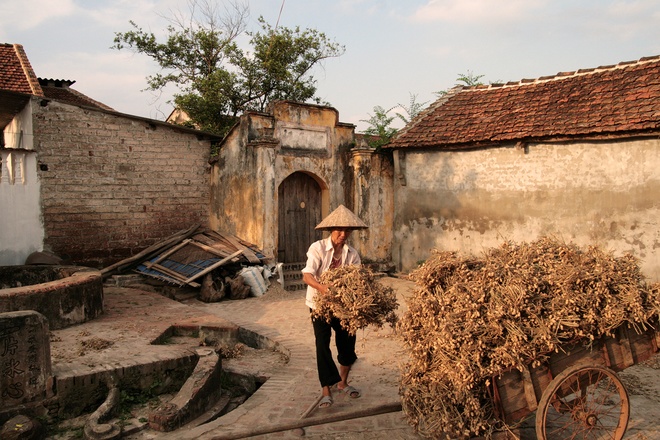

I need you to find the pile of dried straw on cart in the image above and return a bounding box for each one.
[398,237,660,439]
[313,265,399,335]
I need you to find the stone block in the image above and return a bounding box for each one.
[0,311,53,412]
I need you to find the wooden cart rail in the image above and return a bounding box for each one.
[491,321,659,439]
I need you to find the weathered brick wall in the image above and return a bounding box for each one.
[33,101,212,268]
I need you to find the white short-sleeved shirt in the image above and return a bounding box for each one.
[301,236,361,309]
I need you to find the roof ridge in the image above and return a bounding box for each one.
[12,44,44,97]
[61,86,115,111]
[464,54,660,92]
[40,83,115,112]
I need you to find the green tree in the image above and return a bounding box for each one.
[360,92,428,149]
[455,70,485,87]
[436,70,486,97]
[112,0,344,136]
[394,93,428,125]
[230,17,343,112]
[360,105,398,149]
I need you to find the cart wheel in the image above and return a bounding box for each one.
[535,364,629,440]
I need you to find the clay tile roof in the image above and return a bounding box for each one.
[389,55,660,150]
[0,43,44,96]
[39,78,114,111]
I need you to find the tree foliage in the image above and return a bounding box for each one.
[455,70,485,87]
[112,0,344,136]
[361,71,487,149]
[360,93,429,149]
[394,93,428,125]
[360,105,398,149]
[436,70,486,97]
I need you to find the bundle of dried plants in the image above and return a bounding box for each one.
[313,265,399,335]
[398,237,660,439]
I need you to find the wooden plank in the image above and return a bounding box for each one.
[101,224,200,277]
[548,344,602,374]
[189,240,232,258]
[145,239,192,268]
[617,326,636,369]
[183,250,244,284]
[630,323,660,363]
[493,369,528,423]
[521,366,538,412]
[490,376,505,421]
[528,363,552,403]
[601,340,613,368]
[205,230,235,249]
[193,233,231,252]
[149,263,201,288]
[197,231,252,261]
[219,232,261,263]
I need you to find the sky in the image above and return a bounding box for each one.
[1,0,659,132]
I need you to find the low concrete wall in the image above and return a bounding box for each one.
[51,354,197,420]
[0,266,103,330]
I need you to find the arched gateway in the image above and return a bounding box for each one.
[277,172,324,264]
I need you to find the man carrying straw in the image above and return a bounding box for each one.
[301,204,368,409]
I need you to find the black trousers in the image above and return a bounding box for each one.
[311,312,357,388]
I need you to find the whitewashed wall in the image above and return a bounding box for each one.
[1,100,43,265]
[393,138,660,280]
[0,148,43,265]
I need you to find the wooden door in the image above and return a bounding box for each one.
[278,172,322,263]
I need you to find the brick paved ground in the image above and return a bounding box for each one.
[148,276,427,440]
[49,276,660,440]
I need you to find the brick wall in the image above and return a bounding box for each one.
[33,101,213,268]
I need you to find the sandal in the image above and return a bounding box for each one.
[318,395,333,408]
[340,385,361,398]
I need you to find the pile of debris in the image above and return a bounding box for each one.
[101,225,273,302]
[398,236,660,439]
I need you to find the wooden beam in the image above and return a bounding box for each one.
[145,239,192,268]
[521,366,538,412]
[218,232,261,263]
[189,240,232,259]
[149,263,201,288]
[101,224,200,278]
[183,250,244,285]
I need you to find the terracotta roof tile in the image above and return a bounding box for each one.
[0,43,43,96]
[390,55,660,149]
[1,45,112,111]
[39,78,114,111]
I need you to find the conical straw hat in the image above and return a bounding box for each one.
[315,204,368,230]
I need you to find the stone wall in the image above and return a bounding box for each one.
[210,102,356,261]
[0,311,53,418]
[33,101,213,268]
[392,138,660,279]
[350,148,394,267]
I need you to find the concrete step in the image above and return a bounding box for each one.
[280,262,306,292]
[148,348,224,432]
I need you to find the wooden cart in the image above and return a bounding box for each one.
[490,321,660,439]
